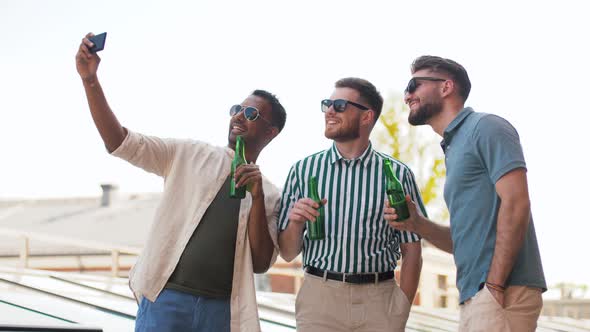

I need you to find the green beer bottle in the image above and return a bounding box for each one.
[383,159,410,221]
[307,176,325,240]
[230,136,247,199]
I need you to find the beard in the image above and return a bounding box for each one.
[408,99,443,125]
[325,119,361,141]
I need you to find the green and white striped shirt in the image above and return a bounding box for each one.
[278,143,426,273]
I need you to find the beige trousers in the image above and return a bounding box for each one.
[295,272,411,332]
[459,285,543,332]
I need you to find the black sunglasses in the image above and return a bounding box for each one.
[321,99,369,113]
[229,105,272,125]
[404,77,447,94]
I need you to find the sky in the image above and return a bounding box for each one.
[1,0,589,287]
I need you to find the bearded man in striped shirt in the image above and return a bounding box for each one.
[278,78,425,332]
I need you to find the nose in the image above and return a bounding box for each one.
[404,92,412,105]
[232,108,246,121]
[325,104,337,115]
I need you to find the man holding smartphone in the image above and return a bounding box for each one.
[75,33,287,332]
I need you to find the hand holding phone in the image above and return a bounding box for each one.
[88,32,107,53]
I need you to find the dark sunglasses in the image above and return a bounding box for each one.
[404,77,447,94]
[229,105,272,125]
[321,99,369,113]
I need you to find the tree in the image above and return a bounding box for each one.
[371,94,449,222]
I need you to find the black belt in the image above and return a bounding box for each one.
[305,266,394,284]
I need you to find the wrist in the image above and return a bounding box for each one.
[485,281,506,292]
[290,219,307,232]
[413,215,428,234]
[251,193,265,201]
[82,75,99,87]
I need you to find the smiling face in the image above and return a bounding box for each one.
[227,95,274,150]
[405,69,447,126]
[323,87,369,142]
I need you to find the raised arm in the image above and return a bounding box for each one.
[75,33,126,152]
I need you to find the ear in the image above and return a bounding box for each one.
[441,80,455,98]
[361,109,375,126]
[266,126,280,140]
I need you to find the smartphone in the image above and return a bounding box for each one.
[88,32,107,53]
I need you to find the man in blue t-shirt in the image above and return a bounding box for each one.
[387,55,546,332]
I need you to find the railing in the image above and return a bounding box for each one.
[0,227,141,277]
[0,226,303,290]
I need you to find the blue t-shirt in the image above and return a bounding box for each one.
[442,107,546,303]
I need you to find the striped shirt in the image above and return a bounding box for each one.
[278,142,426,273]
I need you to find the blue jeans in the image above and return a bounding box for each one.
[135,288,230,332]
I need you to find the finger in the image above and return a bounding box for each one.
[78,42,91,59]
[405,195,419,216]
[296,198,318,209]
[388,221,407,230]
[384,213,399,221]
[236,172,260,188]
[293,202,320,218]
[82,37,94,49]
[290,209,317,223]
[320,198,328,206]
[235,164,259,179]
[384,199,391,208]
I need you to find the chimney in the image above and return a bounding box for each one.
[100,184,118,207]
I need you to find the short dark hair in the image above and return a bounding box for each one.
[411,55,471,102]
[335,77,383,122]
[252,89,287,132]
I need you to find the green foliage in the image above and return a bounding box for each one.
[372,94,448,221]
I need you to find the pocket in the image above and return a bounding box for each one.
[398,287,411,307]
[484,285,504,309]
[295,277,308,312]
[135,297,146,326]
[389,285,411,316]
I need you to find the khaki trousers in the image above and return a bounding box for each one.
[295,272,411,332]
[459,285,543,332]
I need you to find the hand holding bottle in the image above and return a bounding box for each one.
[234,162,264,200]
[288,198,327,225]
[385,195,423,233]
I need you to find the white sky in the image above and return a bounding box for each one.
[1,0,588,286]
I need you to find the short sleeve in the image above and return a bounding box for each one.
[277,165,302,232]
[473,115,526,183]
[399,167,424,243]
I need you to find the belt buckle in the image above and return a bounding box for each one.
[374,272,379,285]
[342,272,347,283]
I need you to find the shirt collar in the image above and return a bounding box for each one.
[328,141,374,167]
[440,107,474,152]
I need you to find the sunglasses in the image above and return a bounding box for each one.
[321,99,369,113]
[404,77,447,94]
[229,105,272,125]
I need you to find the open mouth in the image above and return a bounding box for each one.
[326,118,339,126]
[231,125,246,134]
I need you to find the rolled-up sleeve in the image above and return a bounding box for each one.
[265,193,281,266]
[111,129,176,177]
